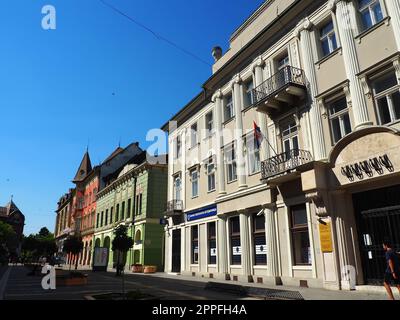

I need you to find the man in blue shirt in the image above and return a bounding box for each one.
[383,240,400,300]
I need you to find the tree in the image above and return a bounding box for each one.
[21,228,57,263]
[0,221,17,265]
[112,225,133,277]
[38,227,51,237]
[63,235,83,270]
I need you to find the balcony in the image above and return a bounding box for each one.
[165,200,184,217]
[252,66,307,114]
[261,149,313,181]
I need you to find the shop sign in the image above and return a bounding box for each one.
[187,204,217,221]
[210,248,217,257]
[319,222,333,253]
[232,246,242,256]
[255,245,267,255]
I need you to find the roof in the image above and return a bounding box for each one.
[0,200,25,220]
[103,147,124,164]
[72,151,93,183]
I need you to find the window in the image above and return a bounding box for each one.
[372,71,400,125]
[277,55,290,70]
[246,135,261,175]
[290,204,311,266]
[224,94,234,121]
[116,204,119,221]
[121,201,125,220]
[105,209,108,225]
[358,0,383,31]
[328,97,352,143]
[206,157,216,192]
[191,225,199,264]
[96,213,100,228]
[208,222,217,265]
[110,207,114,224]
[100,211,104,227]
[243,79,254,108]
[190,123,198,148]
[175,136,182,159]
[320,20,337,57]
[174,175,182,201]
[253,214,267,265]
[127,199,131,218]
[225,144,237,183]
[138,194,143,215]
[281,120,299,161]
[205,111,214,136]
[230,216,241,265]
[190,169,199,198]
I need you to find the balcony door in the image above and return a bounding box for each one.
[277,54,290,88]
[174,175,182,201]
[281,120,299,169]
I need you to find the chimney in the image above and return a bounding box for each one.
[212,46,223,62]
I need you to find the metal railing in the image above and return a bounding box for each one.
[166,200,184,213]
[261,149,313,180]
[252,66,306,106]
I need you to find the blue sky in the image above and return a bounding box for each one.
[0,0,265,235]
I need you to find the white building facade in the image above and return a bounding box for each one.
[163,0,400,291]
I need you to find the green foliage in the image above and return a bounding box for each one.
[63,235,83,255]
[112,225,133,253]
[21,228,57,262]
[0,221,18,264]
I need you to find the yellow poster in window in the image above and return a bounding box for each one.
[319,222,333,253]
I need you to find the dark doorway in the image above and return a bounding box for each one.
[171,229,181,273]
[353,184,400,285]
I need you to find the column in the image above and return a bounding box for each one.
[239,210,252,282]
[386,0,400,50]
[181,129,187,205]
[330,0,372,128]
[217,215,228,279]
[252,57,270,161]
[212,90,227,196]
[264,205,279,281]
[296,18,327,161]
[232,75,247,189]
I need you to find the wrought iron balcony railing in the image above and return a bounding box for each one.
[252,66,306,107]
[261,149,313,180]
[165,200,184,216]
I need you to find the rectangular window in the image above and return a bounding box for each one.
[206,158,216,192]
[328,97,352,143]
[174,175,182,201]
[127,199,131,218]
[190,123,198,148]
[190,169,199,198]
[96,213,100,228]
[246,135,261,175]
[116,204,119,221]
[100,211,104,227]
[121,201,125,220]
[243,79,254,108]
[290,204,311,266]
[320,20,338,57]
[205,111,214,136]
[175,136,182,159]
[358,0,383,31]
[253,214,267,265]
[105,209,108,226]
[208,222,217,265]
[372,71,400,125]
[191,225,199,264]
[224,94,235,122]
[110,207,114,224]
[225,144,237,183]
[230,216,241,265]
[138,194,143,215]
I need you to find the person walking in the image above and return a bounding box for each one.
[383,240,400,300]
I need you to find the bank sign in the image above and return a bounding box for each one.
[186,204,217,222]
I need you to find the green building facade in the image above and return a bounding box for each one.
[94,161,167,271]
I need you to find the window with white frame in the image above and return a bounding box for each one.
[190,169,199,198]
[190,122,198,148]
[173,175,182,201]
[225,144,237,183]
[358,0,384,31]
[320,20,338,57]
[205,111,214,136]
[281,119,299,158]
[328,97,352,143]
[243,79,254,109]
[224,94,235,122]
[246,134,261,175]
[175,135,182,159]
[206,157,216,192]
[372,70,400,125]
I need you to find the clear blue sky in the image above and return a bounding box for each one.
[0,0,265,235]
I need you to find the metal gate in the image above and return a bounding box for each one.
[358,205,400,285]
[171,229,181,273]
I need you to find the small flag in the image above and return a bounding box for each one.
[253,121,263,149]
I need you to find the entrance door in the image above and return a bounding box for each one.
[353,185,400,285]
[171,229,181,273]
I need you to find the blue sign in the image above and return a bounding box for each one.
[186,204,217,222]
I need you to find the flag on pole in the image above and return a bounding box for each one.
[253,121,263,149]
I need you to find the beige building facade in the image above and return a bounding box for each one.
[163,0,400,291]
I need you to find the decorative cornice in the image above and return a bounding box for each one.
[211,89,223,102]
[230,74,242,89]
[327,0,350,12]
[295,18,314,38]
[251,56,265,72]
